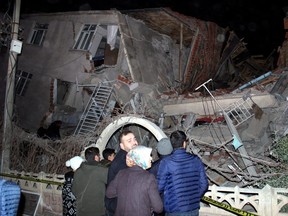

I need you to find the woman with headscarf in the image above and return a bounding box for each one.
[106,145,163,216]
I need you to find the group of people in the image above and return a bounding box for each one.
[62,129,209,216]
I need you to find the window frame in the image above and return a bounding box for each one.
[15,70,32,96]
[73,24,97,50]
[28,23,48,46]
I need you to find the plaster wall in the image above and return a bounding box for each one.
[15,11,184,131]
[15,11,120,131]
[14,73,51,131]
[18,11,118,82]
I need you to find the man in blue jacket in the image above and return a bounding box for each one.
[157,130,208,216]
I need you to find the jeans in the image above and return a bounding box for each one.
[166,209,199,216]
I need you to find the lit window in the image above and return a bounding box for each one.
[15,70,32,96]
[29,23,48,46]
[73,24,97,50]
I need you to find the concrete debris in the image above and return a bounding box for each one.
[2,8,288,186]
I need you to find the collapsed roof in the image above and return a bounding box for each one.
[4,8,288,187]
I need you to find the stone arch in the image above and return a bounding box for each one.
[95,115,167,155]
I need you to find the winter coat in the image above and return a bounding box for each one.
[106,166,163,216]
[157,149,208,213]
[99,159,112,167]
[62,171,76,216]
[72,161,108,216]
[105,149,128,213]
[148,155,170,178]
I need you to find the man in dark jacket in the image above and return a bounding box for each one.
[149,137,173,178]
[100,148,116,167]
[157,130,209,216]
[149,137,173,216]
[105,130,138,216]
[72,147,108,216]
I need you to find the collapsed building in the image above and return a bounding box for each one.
[1,7,288,189]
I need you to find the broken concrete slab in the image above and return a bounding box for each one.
[241,112,270,140]
[162,91,279,116]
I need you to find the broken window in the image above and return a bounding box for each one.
[15,70,32,96]
[73,24,97,50]
[92,25,119,67]
[93,36,106,67]
[56,79,71,105]
[28,23,48,46]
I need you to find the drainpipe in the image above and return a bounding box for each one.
[179,23,183,82]
[1,0,21,172]
[232,71,272,93]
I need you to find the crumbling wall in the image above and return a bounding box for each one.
[120,14,177,92]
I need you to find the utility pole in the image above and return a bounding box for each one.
[1,0,21,172]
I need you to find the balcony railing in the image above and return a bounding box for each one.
[1,170,288,216]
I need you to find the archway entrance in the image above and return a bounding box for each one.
[95,115,167,159]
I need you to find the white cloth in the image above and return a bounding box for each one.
[107,25,118,50]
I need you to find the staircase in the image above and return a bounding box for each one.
[74,83,113,135]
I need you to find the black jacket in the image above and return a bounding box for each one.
[105,149,128,213]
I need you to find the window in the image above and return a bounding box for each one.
[93,37,106,67]
[92,25,120,67]
[73,24,97,50]
[56,79,71,105]
[29,23,48,46]
[15,70,32,96]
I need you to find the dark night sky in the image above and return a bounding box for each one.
[2,0,288,56]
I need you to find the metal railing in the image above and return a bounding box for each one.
[1,171,288,216]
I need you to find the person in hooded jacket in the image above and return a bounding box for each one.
[72,147,108,216]
[149,137,173,178]
[148,137,173,216]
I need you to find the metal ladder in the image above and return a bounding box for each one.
[195,79,254,127]
[74,83,113,135]
[224,96,254,127]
